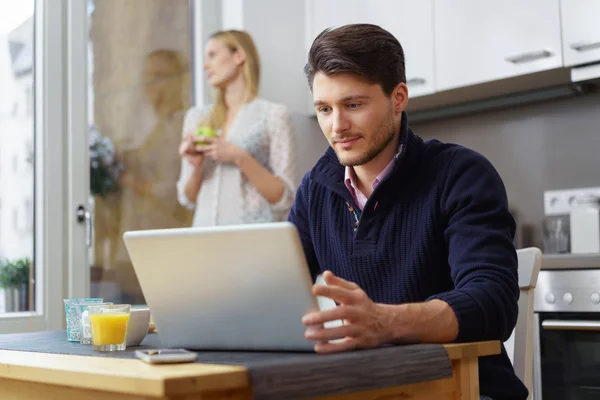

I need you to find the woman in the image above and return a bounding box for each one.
[177,30,297,226]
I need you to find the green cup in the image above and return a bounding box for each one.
[195,126,217,145]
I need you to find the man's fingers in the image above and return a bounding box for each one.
[302,306,357,326]
[305,325,358,342]
[322,270,359,290]
[313,284,357,305]
[313,337,358,354]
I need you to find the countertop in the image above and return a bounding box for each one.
[542,253,600,270]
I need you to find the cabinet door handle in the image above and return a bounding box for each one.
[505,49,553,64]
[407,77,426,86]
[570,41,600,52]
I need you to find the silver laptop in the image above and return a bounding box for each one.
[123,221,333,352]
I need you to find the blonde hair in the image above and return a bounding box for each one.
[203,30,261,130]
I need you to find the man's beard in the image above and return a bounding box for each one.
[336,109,397,167]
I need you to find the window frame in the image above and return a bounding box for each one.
[0,0,66,333]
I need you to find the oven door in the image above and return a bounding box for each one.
[538,312,600,400]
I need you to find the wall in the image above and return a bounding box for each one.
[221,0,310,115]
[221,0,244,30]
[411,91,600,249]
[291,114,328,181]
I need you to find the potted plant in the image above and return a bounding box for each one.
[88,125,124,269]
[0,258,31,312]
[89,124,123,198]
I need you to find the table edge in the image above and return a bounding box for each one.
[0,340,500,396]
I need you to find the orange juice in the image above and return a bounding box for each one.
[90,312,130,345]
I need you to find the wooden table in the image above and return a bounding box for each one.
[0,341,499,400]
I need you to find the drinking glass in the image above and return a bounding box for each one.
[63,298,103,341]
[88,304,131,351]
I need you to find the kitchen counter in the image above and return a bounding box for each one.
[542,253,600,270]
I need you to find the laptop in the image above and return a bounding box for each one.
[123,221,339,352]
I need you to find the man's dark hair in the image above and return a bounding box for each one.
[304,24,406,95]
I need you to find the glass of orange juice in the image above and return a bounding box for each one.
[88,304,131,351]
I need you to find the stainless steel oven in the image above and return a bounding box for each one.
[534,269,600,400]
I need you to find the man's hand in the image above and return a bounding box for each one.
[301,271,460,354]
[301,271,392,353]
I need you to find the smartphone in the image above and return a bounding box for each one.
[135,349,197,364]
[315,274,344,329]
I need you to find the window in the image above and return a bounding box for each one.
[0,1,36,317]
[86,0,194,305]
[24,198,32,230]
[25,140,33,166]
[12,207,18,231]
[25,85,33,116]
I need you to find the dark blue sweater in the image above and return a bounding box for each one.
[288,112,527,400]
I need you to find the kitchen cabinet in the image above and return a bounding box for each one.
[560,0,600,67]
[434,0,563,91]
[306,0,435,98]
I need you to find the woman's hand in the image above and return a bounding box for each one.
[195,137,247,165]
[179,133,205,169]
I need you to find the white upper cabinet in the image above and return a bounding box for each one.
[434,0,563,91]
[306,0,435,98]
[560,0,600,67]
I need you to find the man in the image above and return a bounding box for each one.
[288,24,527,400]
